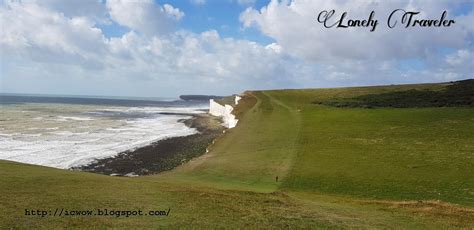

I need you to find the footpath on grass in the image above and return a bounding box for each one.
[165,91,302,193]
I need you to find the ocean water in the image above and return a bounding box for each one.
[0,94,208,169]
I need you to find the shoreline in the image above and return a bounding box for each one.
[73,113,224,176]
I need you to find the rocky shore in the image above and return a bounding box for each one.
[73,113,224,176]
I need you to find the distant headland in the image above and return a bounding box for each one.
[180,95,224,101]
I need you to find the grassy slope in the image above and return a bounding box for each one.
[1,83,473,228]
[266,85,474,206]
[165,91,300,192]
[317,79,474,108]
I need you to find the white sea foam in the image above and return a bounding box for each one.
[0,105,205,169]
[55,116,95,121]
[96,106,206,114]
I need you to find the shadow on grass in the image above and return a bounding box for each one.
[313,79,474,108]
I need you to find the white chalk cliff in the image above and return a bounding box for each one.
[209,96,241,128]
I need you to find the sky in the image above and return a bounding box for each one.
[0,0,473,98]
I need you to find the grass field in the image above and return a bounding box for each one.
[1,81,473,228]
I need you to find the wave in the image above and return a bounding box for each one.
[0,105,206,169]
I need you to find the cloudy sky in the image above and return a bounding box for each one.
[1,0,473,97]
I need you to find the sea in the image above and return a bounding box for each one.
[0,93,208,169]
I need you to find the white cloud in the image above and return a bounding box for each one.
[0,1,106,68]
[0,0,472,97]
[435,49,474,81]
[446,49,473,66]
[0,1,301,96]
[240,1,471,61]
[240,0,473,84]
[265,43,282,53]
[106,0,184,36]
[190,0,206,6]
[28,0,108,22]
[163,4,185,20]
[237,0,256,6]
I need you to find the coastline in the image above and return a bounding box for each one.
[74,113,224,176]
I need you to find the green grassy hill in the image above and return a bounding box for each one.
[1,81,473,228]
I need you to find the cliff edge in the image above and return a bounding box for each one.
[209,95,241,128]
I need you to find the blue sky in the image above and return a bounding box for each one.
[0,0,473,97]
[99,0,274,43]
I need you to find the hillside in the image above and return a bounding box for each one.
[315,79,474,108]
[1,80,473,228]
